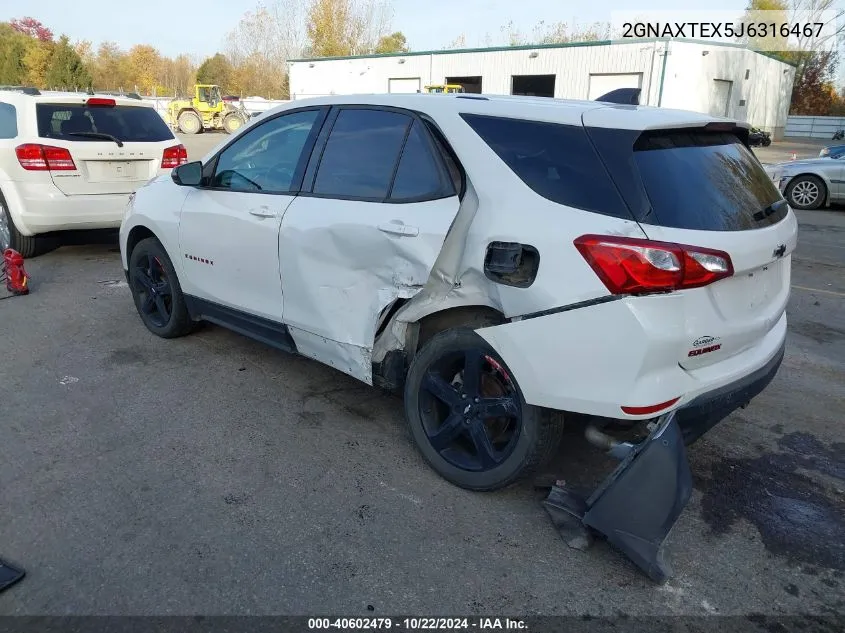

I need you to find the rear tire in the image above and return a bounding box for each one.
[0,190,56,258]
[128,237,195,339]
[404,327,563,491]
[177,111,203,135]
[785,175,825,210]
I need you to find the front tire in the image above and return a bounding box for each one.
[128,237,194,338]
[404,328,563,491]
[786,175,825,210]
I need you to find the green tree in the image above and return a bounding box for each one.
[45,35,92,89]
[305,0,391,57]
[375,31,408,53]
[741,0,790,54]
[196,53,233,89]
[0,24,28,85]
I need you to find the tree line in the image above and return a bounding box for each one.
[743,0,845,116]
[0,0,842,115]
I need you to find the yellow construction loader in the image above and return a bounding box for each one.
[165,84,249,135]
[424,84,465,94]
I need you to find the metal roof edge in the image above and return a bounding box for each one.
[290,37,796,68]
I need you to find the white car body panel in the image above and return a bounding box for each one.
[178,188,294,322]
[120,93,796,421]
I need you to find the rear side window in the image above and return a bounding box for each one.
[588,128,785,231]
[390,120,453,201]
[460,113,632,219]
[0,103,17,138]
[314,109,410,199]
[36,103,173,143]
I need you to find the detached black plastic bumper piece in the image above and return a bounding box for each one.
[544,411,692,583]
[0,559,25,593]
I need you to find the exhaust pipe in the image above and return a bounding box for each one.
[584,422,636,460]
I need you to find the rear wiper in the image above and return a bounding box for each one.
[65,132,124,148]
[753,199,787,222]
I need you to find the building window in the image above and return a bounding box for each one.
[745,69,750,80]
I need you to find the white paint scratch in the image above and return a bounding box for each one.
[379,481,422,505]
[59,376,79,385]
[701,599,718,614]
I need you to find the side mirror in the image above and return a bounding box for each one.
[172,161,203,186]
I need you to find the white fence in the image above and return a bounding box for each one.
[785,115,845,139]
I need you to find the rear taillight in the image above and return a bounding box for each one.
[15,144,76,171]
[161,144,188,169]
[574,234,733,295]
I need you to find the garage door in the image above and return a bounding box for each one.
[587,73,642,100]
[388,78,421,93]
[709,79,733,117]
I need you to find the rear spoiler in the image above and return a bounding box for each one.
[595,88,640,105]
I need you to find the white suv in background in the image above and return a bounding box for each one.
[120,94,796,492]
[0,88,187,257]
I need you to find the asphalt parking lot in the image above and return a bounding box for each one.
[0,133,843,618]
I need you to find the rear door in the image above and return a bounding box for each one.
[279,106,462,383]
[34,98,177,195]
[585,121,797,371]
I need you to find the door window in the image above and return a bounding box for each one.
[210,109,322,193]
[313,109,411,199]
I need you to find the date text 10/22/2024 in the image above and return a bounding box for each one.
[308,618,528,631]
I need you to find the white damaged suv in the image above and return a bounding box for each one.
[119,94,796,491]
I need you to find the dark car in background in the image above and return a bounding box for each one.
[748,127,772,147]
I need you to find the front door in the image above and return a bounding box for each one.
[178,107,327,321]
[279,107,462,382]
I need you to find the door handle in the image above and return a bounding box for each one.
[377,222,419,237]
[249,207,276,218]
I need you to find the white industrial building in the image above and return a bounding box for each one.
[288,38,796,139]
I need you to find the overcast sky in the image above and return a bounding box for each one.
[7,0,753,59]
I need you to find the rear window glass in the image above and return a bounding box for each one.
[390,120,451,201]
[0,103,17,138]
[36,103,173,143]
[629,130,785,231]
[460,113,632,219]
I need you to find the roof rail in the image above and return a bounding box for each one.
[86,90,143,100]
[0,85,41,96]
[104,91,143,100]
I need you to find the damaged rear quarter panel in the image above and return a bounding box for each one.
[373,109,647,362]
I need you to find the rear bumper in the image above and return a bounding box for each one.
[1,180,131,236]
[476,295,788,421]
[675,338,785,444]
